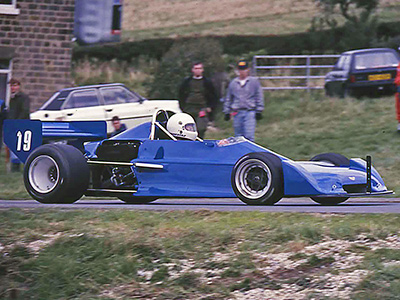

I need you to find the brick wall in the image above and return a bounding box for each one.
[0,0,75,111]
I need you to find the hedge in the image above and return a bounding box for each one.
[72,21,400,62]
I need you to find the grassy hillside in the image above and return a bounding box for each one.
[122,0,400,41]
[2,91,400,199]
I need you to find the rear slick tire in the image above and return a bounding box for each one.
[232,153,283,205]
[24,144,89,204]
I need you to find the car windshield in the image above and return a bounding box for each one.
[354,52,399,69]
[39,92,60,110]
[335,54,351,70]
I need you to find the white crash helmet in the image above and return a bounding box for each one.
[167,113,198,141]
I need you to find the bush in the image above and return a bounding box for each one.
[373,34,400,50]
[338,17,379,50]
[149,38,225,99]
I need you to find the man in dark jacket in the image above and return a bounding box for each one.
[8,78,30,120]
[7,78,30,171]
[178,62,218,139]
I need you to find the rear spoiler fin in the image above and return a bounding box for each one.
[4,120,106,163]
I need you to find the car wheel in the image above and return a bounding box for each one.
[343,85,358,98]
[325,84,334,97]
[310,152,350,166]
[310,196,349,205]
[24,144,89,204]
[118,195,158,204]
[232,153,283,205]
[309,152,350,205]
[340,85,349,98]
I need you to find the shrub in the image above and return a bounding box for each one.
[149,38,225,99]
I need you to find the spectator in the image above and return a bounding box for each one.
[110,116,127,137]
[0,98,6,152]
[8,78,30,120]
[7,78,30,172]
[223,60,264,142]
[178,61,218,139]
[395,62,400,131]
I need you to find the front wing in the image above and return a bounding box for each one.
[282,158,392,197]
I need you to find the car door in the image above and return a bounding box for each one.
[99,86,153,132]
[61,89,106,122]
[327,54,351,93]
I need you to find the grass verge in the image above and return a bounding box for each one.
[0,210,399,299]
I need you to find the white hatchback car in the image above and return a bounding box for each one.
[30,83,181,134]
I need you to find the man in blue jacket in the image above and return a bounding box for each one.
[224,60,264,142]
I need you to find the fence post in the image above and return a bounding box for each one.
[306,56,311,93]
[251,56,257,76]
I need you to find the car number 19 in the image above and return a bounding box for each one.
[16,130,32,152]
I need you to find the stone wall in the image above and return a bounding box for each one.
[0,0,75,111]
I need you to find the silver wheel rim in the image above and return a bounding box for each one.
[28,155,60,194]
[235,159,272,199]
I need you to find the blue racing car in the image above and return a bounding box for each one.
[4,110,392,205]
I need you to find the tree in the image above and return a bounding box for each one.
[149,38,225,99]
[311,0,379,50]
[315,0,378,23]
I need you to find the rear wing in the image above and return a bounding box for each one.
[4,120,107,163]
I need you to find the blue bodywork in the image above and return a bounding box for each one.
[86,121,389,198]
[4,119,390,199]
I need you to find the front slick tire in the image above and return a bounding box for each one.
[232,153,283,205]
[311,197,348,205]
[118,195,158,204]
[24,144,89,204]
[310,152,350,205]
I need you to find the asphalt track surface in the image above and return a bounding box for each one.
[1,198,400,213]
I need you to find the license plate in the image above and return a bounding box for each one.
[368,73,391,81]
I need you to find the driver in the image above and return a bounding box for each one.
[166,113,198,141]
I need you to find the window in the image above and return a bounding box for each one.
[0,0,20,15]
[335,55,351,70]
[355,52,399,70]
[64,90,99,109]
[40,90,71,111]
[0,59,11,105]
[100,87,140,105]
[112,1,122,34]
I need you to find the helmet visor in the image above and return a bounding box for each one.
[184,123,197,132]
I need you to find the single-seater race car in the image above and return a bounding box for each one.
[4,109,392,205]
